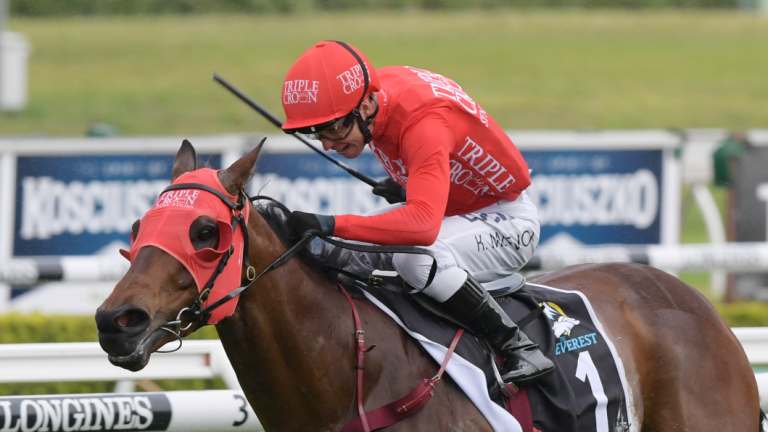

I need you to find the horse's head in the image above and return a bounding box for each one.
[96,139,262,371]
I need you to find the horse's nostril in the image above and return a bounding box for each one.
[97,306,150,335]
[115,309,148,329]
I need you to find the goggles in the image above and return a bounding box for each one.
[295,112,356,141]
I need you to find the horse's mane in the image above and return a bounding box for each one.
[251,196,293,247]
[250,196,341,281]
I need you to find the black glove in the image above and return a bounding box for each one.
[372,177,406,204]
[287,211,335,241]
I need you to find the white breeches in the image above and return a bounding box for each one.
[392,192,539,301]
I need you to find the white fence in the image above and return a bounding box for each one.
[736,327,768,367]
[526,242,768,272]
[0,330,766,413]
[0,340,239,390]
[3,241,768,285]
[1,130,766,311]
[732,328,768,411]
[0,340,263,431]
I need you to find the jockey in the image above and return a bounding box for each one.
[280,40,554,385]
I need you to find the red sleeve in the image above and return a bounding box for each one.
[334,114,453,245]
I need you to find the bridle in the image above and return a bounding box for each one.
[156,182,312,352]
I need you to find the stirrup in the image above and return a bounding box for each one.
[489,352,518,398]
[499,348,554,385]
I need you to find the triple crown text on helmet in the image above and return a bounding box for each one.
[337,64,364,95]
[280,40,380,131]
[283,79,319,105]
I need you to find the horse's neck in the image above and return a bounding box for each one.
[216,211,355,427]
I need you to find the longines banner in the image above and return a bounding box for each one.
[0,393,172,432]
[0,390,259,432]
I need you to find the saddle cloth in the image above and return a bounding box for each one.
[351,278,634,432]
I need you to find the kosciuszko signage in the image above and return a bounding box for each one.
[1,133,680,258]
[0,393,172,432]
[12,153,221,257]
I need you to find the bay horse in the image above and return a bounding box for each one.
[96,140,760,431]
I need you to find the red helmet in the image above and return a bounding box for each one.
[281,40,380,132]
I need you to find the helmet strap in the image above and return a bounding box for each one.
[354,95,378,144]
[331,40,378,143]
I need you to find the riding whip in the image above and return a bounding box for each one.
[213,73,377,188]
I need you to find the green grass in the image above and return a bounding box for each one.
[1,10,767,135]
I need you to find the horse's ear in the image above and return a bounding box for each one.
[172,139,198,181]
[220,137,266,194]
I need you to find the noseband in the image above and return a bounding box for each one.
[155,182,313,351]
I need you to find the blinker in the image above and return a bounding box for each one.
[193,220,234,262]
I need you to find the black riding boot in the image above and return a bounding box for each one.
[438,275,554,385]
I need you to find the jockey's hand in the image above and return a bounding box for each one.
[372,177,406,204]
[287,211,335,240]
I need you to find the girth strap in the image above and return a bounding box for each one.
[339,282,464,432]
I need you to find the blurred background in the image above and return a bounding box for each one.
[0,0,767,428]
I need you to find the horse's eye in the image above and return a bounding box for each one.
[189,217,220,250]
[198,226,215,241]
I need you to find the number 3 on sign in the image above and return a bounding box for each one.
[232,393,249,427]
[575,351,609,432]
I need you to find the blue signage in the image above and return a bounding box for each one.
[11,146,667,256]
[523,149,664,245]
[13,154,221,256]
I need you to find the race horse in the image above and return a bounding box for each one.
[96,141,760,431]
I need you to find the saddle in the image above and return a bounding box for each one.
[257,202,631,432]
